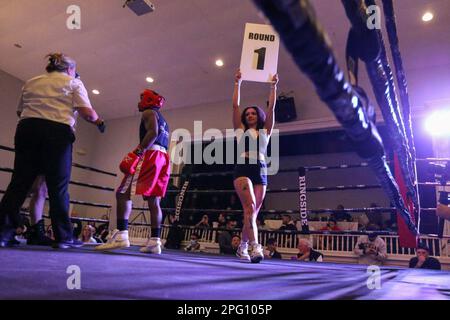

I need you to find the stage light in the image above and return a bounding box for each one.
[92,89,100,95]
[422,12,433,22]
[425,110,450,136]
[146,77,154,83]
[215,59,224,67]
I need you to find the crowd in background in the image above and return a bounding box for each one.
[21,192,442,270]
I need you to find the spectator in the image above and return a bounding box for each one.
[409,243,441,270]
[264,238,282,259]
[332,204,352,222]
[355,211,370,231]
[231,235,241,255]
[165,214,183,250]
[80,225,97,244]
[185,233,202,252]
[218,218,238,255]
[279,215,297,231]
[319,218,341,232]
[366,203,383,230]
[256,216,269,230]
[292,238,323,262]
[217,213,227,229]
[278,215,297,248]
[195,215,210,229]
[354,232,387,265]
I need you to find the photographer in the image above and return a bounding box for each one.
[353,230,387,266]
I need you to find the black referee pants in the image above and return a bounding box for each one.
[0,118,75,242]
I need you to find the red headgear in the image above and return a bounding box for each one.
[138,89,165,112]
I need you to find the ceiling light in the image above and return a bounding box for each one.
[146,77,154,83]
[422,12,433,22]
[92,89,100,95]
[215,59,224,67]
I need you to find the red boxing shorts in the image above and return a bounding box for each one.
[117,146,170,197]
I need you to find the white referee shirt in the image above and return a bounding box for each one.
[17,72,93,128]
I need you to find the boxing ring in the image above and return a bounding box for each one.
[0,245,448,300]
[1,0,450,300]
[1,142,450,300]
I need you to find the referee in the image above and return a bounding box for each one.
[0,53,105,249]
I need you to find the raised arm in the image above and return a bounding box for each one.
[232,69,244,130]
[264,74,279,136]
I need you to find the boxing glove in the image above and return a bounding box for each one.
[119,146,144,175]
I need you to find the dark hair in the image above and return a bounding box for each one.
[417,243,430,252]
[241,106,266,130]
[191,233,200,239]
[267,238,277,246]
[45,53,76,73]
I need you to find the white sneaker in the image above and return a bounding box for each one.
[140,237,162,254]
[250,243,264,264]
[95,230,130,251]
[236,243,251,261]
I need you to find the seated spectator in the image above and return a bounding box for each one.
[256,216,269,230]
[332,204,352,222]
[231,235,241,255]
[319,218,341,232]
[409,243,441,270]
[353,231,387,265]
[165,214,183,250]
[355,211,370,231]
[195,215,210,229]
[366,203,383,230]
[292,238,323,262]
[217,213,227,229]
[80,225,97,244]
[185,233,202,252]
[279,215,297,231]
[264,238,282,259]
[218,218,238,255]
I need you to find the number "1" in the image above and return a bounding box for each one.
[253,47,266,70]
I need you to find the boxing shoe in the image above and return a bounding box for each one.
[250,243,264,264]
[52,239,84,249]
[26,219,53,246]
[140,237,162,254]
[236,242,251,262]
[95,230,130,251]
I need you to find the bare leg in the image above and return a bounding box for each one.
[253,184,267,243]
[146,196,162,236]
[29,176,47,225]
[234,177,258,243]
[116,188,132,222]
